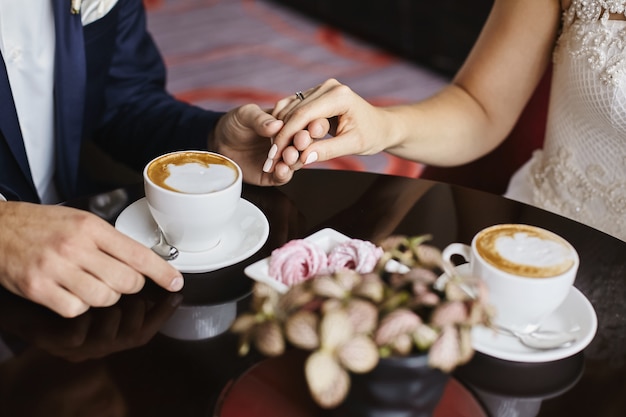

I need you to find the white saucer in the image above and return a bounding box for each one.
[451,262,599,363]
[115,197,269,273]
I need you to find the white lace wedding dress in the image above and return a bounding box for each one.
[505,0,626,242]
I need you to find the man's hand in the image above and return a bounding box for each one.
[0,201,184,318]
[212,103,298,186]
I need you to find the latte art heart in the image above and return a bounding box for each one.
[475,224,576,278]
[147,151,238,194]
[164,163,236,194]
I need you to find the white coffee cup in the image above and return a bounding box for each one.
[442,224,579,333]
[143,150,242,252]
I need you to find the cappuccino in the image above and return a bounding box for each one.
[143,151,243,252]
[475,224,576,278]
[442,224,579,332]
[147,152,238,194]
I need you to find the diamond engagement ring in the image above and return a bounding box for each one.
[295,91,305,101]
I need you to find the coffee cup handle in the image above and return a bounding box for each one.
[442,243,471,265]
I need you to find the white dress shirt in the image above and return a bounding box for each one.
[0,0,58,203]
[0,0,119,203]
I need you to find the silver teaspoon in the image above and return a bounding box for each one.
[151,229,179,261]
[496,326,577,350]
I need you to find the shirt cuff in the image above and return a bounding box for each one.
[0,194,6,202]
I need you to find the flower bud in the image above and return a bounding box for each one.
[375,309,422,347]
[278,283,315,311]
[353,272,385,302]
[230,313,257,333]
[428,325,460,373]
[345,298,378,334]
[334,269,362,291]
[391,333,414,356]
[312,275,346,299]
[414,244,443,269]
[305,351,351,409]
[285,310,320,350]
[337,335,379,373]
[254,320,285,357]
[413,324,439,350]
[320,309,353,350]
[431,301,468,327]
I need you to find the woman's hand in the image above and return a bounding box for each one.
[265,79,395,173]
[212,103,297,185]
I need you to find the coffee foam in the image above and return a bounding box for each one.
[147,152,237,194]
[164,163,236,193]
[476,225,576,278]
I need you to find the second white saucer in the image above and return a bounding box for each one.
[452,260,598,363]
[115,197,269,273]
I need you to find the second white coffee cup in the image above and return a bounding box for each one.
[442,224,579,334]
[143,150,242,253]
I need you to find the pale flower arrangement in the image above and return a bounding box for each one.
[231,234,493,409]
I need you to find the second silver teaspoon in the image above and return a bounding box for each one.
[151,228,179,261]
[496,326,577,350]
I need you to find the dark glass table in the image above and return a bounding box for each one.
[0,169,624,416]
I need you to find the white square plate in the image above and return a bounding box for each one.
[244,228,351,293]
[244,228,408,293]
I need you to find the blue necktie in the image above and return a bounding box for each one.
[52,0,86,199]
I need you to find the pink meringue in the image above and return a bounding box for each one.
[327,239,383,273]
[268,240,329,286]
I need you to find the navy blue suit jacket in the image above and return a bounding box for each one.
[0,0,222,202]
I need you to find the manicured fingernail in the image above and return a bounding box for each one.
[265,119,283,128]
[267,143,278,159]
[263,158,273,172]
[304,152,318,165]
[170,276,184,292]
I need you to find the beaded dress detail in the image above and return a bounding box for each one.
[507,0,626,241]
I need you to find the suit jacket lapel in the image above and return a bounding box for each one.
[0,52,36,188]
[53,0,86,199]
